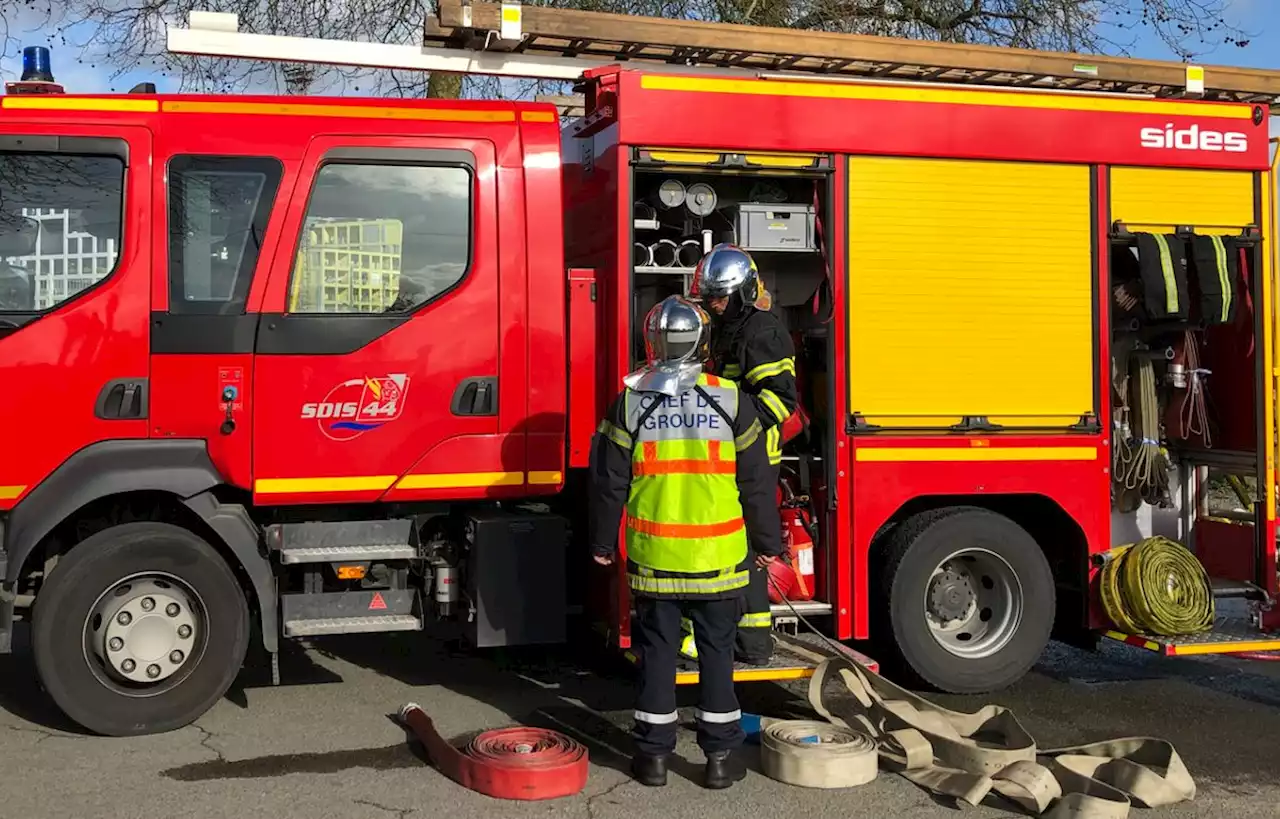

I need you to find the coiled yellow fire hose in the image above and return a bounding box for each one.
[1100,536,1214,636]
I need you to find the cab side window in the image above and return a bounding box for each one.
[0,151,124,312]
[286,162,472,314]
[167,155,283,315]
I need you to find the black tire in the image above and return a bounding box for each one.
[32,521,250,736]
[871,507,1054,694]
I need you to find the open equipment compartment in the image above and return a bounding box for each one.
[626,148,841,627]
[1103,166,1280,652]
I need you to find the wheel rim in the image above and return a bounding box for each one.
[83,572,208,696]
[923,548,1023,659]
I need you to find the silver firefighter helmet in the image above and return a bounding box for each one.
[623,295,711,397]
[691,243,760,304]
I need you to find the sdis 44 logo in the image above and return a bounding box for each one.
[302,374,410,441]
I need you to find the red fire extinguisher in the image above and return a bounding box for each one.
[767,477,816,604]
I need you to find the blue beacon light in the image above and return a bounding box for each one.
[21,46,55,83]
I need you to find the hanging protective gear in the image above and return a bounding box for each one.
[623,295,713,398]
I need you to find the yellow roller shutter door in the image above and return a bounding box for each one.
[847,157,1095,429]
[1110,167,1254,235]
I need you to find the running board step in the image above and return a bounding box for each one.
[285,615,422,637]
[266,519,419,565]
[281,589,423,637]
[1103,616,1280,656]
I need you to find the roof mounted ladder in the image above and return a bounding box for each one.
[168,2,1280,103]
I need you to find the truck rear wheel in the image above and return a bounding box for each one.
[32,521,250,736]
[873,507,1054,694]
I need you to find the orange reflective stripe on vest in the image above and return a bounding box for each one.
[634,439,732,476]
[626,516,746,539]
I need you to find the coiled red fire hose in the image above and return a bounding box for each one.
[398,703,589,800]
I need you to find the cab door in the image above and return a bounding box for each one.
[251,137,504,504]
[0,124,151,511]
[147,150,286,490]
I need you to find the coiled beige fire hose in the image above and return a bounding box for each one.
[759,656,1195,818]
[759,719,878,789]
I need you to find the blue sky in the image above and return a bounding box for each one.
[0,1,1276,96]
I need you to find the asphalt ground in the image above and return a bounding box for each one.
[0,623,1278,819]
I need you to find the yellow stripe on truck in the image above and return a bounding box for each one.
[254,471,564,493]
[1,96,159,112]
[161,100,516,123]
[856,446,1098,463]
[255,476,398,494]
[394,472,524,490]
[0,485,27,500]
[639,74,1255,119]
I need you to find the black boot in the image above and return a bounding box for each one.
[630,754,669,787]
[703,749,746,789]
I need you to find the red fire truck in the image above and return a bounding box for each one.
[1,4,1279,737]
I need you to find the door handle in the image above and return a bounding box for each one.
[450,377,498,417]
[95,378,149,420]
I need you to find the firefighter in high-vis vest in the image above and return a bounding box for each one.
[588,295,781,790]
[688,243,798,665]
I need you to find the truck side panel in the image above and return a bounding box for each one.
[614,73,1270,171]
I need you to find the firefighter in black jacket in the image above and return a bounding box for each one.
[588,295,781,790]
[689,244,798,665]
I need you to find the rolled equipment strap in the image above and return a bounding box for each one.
[760,719,878,789]
[399,703,589,801]
[796,658,1195,817]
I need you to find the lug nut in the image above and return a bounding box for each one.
[141,597,155,612]
[108,637,124,651]
[177,625,192,639]
[117,611,132,626]
[146,664,161,679]
[170,650,184,664]
[166,603,180,617]
[121,659,136,673]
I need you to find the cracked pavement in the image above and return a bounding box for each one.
[1,623,1279,819]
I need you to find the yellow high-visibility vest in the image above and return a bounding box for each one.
[604,373,760,596]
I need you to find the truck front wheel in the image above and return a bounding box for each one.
[32,521,250,736]
[874,507,1054,694]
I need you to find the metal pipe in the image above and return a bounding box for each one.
[676,239,703,268]
[650,239,679,268]
[633,242,652,267]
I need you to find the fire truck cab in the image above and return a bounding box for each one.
[2,11,1280,737]
[0,56,591,735]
